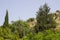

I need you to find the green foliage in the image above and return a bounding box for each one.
[0,27,20,40]
[11,20,30,38]
[23,29,60,40]
[35,3,56,32]
[27,18,35,22]
[23,32,35,40]
[3,10,9,27]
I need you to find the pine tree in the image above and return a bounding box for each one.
[3,10,9,27]
[35,4,56,32]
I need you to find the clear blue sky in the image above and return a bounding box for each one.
[0,0,60,25]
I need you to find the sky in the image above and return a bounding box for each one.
[0,0,60,25]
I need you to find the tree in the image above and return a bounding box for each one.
[11,20,30,38]
[27,18,35,22]
[35,3,56,32]
[3,10,9,27]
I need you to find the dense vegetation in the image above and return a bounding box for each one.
[0,4,60,40]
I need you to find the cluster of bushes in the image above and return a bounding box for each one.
[0,20,30,40]
[0,3,60,40]
[0,26,60,40]
[23,29,60,40]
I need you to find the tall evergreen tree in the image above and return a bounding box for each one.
[3,10,9,27]
[35,4,56,32]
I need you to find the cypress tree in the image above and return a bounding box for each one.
[3,10,9,27]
